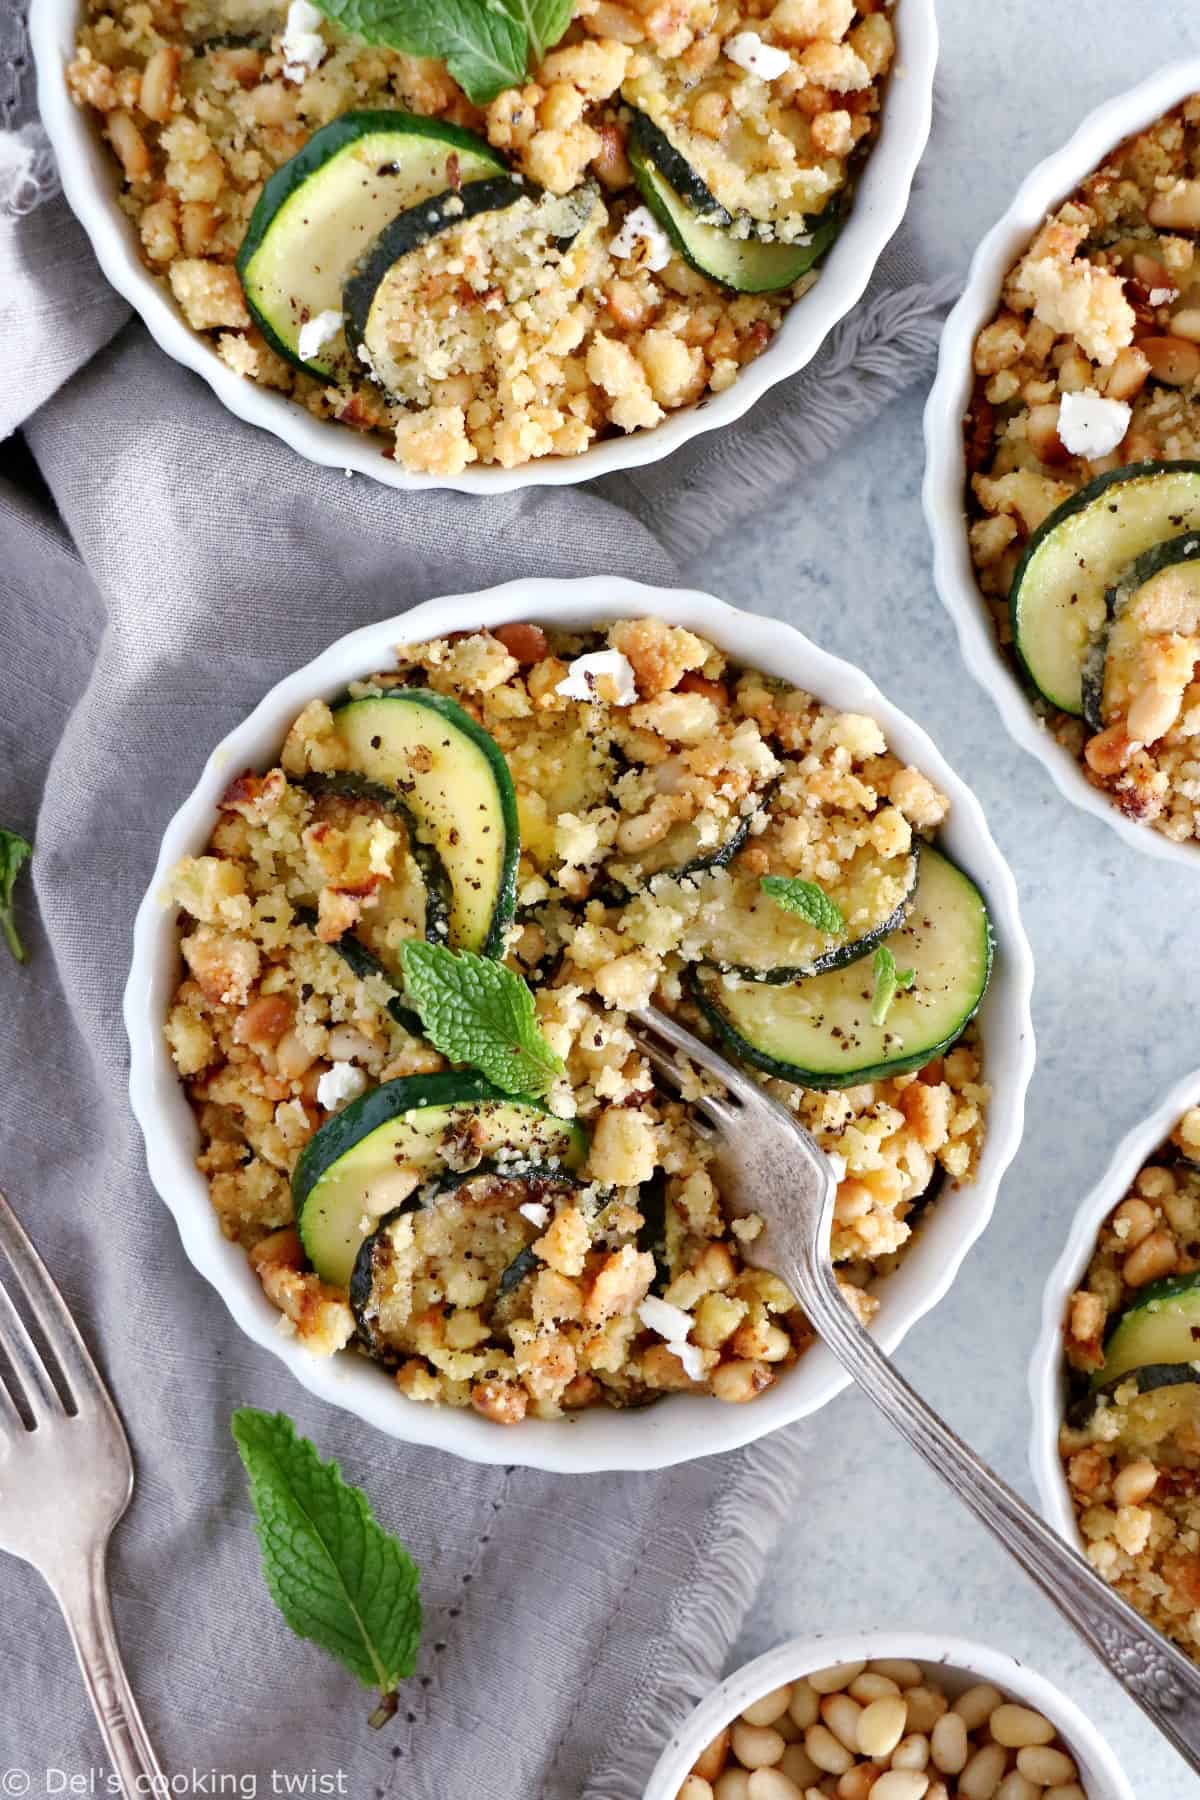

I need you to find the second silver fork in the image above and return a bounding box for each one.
[631,1005,1200,1774]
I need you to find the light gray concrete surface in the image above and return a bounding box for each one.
[698,6,1200,1796]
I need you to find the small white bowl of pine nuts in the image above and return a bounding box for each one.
[642,1631,1134,1800]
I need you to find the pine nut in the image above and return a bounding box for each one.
[1015,1746,1077,1786]
[788,1683,820,1730]
[1170,306,1200,343]
[1148,177,1200,230]
[693,1727,731,1783]
[731,1723,786,1770]
[1044,1788,1086,1800]
[809,1662,867,1695]
[891,1734,930,1771]
[1138,336,1200,387]
[930,1712,968,1774]
[820,1694,863,1751]
[958,1743,1007,1800]
[746,1771,804,1800]
[870,1661,924,1688]
[901,1688,948,1734]
[835,1770,876,1800]
[988,1705,1055,1749]
[953,1684,1006,1731]
[780,1744,820,1788]
[870,1775,929,1800]
[679,1780,715,1800]
[857,1695,907,1758]
[1123,1227,1179,1286]
[1103,344,1150,401]
[1111,1196,1156,1247]
[996,1776,1040,1800]
[804,1724,854,1776]
[714,1773,751,1800]
[742,1687,794,1728]
[850,1673,902,1703]
[139,44,180,121]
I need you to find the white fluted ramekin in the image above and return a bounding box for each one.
[33,0,935,494]
[124,576,1034,1472]
[1030,1065,1200,1545]
[923,57,1200,868]
[643,1630,1134,1800]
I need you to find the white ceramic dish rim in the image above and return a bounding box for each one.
[641,1627,1135,1800]
[123,575,1035,1473]
[922,55,1200,869]
[33,0,935,496]
[1029,1063,1200,1549]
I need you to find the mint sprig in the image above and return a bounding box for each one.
[232,1409,421,1726]
[308,0,570,103]
[760,875,844,936]
[870,945,916,1028]
[398,941,564,1097]
[0,829,33,964]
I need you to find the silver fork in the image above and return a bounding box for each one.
[0,1190,165,1795]
[631,1006,1200,1772]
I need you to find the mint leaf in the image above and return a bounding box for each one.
[760,875,844,936]
[310,0,526,102]
[0,829,33,964]
[870,945,916,1028]
[494,0,572,64]
[232,1410,421,1722]
[398,941,564,1097]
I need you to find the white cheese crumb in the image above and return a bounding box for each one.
[723,31,791,80]
[317,1061,367,1112]
[555,649,639,706]
[297,308,343,362]
[281,0,326,82]
[609,205,672,273]
[1057,389,1132,458]
[518,1201,550,1229]
[637,1295,705,1380]
[1148,286,1178,306]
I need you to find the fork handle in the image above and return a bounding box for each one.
[793,1257,1200,1772]
[50,1545,167,1797]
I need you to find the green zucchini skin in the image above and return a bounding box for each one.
[344,174,530,369]
[1080,533,1200,733]
[629,133,842,293]
[1007,461,1200,717]
[627,109,732,225]
[636,1169,670,1294]
[601,806,758,902]
[293,903,423,1035]
[328,689,520,960]
[347,1200,423,1364]
[1090,1271,1200,1393]
[235,111,507,376]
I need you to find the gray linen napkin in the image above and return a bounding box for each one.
[0,19,953,1796]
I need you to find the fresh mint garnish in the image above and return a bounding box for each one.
[0,829,33,963]
[309,0,570,103]
[760,875,844,936]
[231,1409,421,1727]
[398,941,564,1097]
[870,944,915,1028]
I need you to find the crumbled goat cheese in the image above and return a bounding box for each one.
[723,31,792,80]
[609,205,672,273]
[1148,286,1178,305]
[638,1295,705,1381]
[281,0,326,81]
[556,649,639,705]
[297,309,343,362]
[518,1201,550,1229]
[1057,389,1132,458]
[316,1061,367,1111]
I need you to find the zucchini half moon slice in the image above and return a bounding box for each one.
[689,846,992,1089]
[1090,1273,1200,1396]
[1081,534,1200,733]
[1008,462,1200,717]
[324,690,519,959]
[293,1073,587,1287]
[349,1163,584,1363]
[236,112,507,377]
[628,131,843,294]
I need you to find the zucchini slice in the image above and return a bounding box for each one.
[293,1073,587,1287]
[1092,1274,1200,1394]
[325,690,519,958]
[690,847,992,1089]
[293,904,422,1035]
[693,842,919,982]
[349,1164,582,1362]
[1081,535,1200,733]
[1009,462,1200,717]
[236,112,506,376]
[628,111,731,225]
[608,807,758,893]
[629,134,842,293]
[301,773,453,959]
